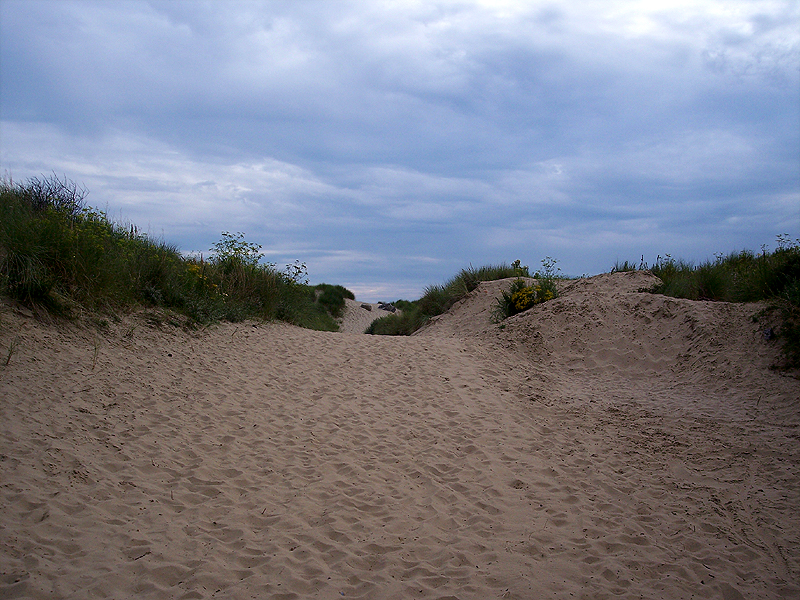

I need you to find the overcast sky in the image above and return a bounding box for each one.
[2,0,798,301]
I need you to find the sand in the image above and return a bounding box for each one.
[1,271,798,599]
[337,300,399,335]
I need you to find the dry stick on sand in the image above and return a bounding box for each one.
[4,336,20,367]
[91,336,100,370]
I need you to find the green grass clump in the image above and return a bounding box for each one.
[0,174,342,331]
[314,284,355,319]
[365,302,426,335]
[1,174,187,313]
[366,260,534,335]
[613,243,800,304]
[611,257,648,273]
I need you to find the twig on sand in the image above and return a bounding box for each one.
[4,336,20,367]
[90,335,102,370]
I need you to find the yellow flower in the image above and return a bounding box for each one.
[511,287,535,311]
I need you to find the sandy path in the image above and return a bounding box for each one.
[1,275,798,599]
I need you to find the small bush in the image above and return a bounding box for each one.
[315,283,355,319]
[491,257,560,321]
[492,276,558,322]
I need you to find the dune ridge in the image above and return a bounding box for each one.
[1,271,797,599]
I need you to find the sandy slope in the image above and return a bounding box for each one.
[1,272,797,599]
[337,300,399,334]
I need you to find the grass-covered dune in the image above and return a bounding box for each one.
[369,247,800,369]
[0,175,353,331]
[614,248,800,368]
[365,258,560,335]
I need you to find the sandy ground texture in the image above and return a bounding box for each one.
[337,300,400,334]
[1,271,798,600]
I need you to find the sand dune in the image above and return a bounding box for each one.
[337,300,399,334]
[1,271,798,599]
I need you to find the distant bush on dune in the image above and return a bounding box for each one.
[491,257,561,321]
[315,284,355,319]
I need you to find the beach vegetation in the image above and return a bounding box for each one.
[491,257,561,322]
[614,238,800,369]
[3,335,20,367]
[0,174,346,331]
[365,303,427,335]
[315,284,356,319]
[366,261,541,335]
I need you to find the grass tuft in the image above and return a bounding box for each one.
[315,284,355,319]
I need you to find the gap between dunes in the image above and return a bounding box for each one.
[0,271,798,599]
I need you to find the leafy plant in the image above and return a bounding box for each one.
[492,277,558,322]
[491,257,560,321]
[284,260,309,285]
[210,231,265,268]
[511,259,530,277]
[535,256,561,280]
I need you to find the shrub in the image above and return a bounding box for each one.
[492,276,558,322]
[315,283,355,319]
[491,257,560,321]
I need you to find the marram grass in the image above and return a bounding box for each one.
[0,175,350,331]
[613,242,800,369]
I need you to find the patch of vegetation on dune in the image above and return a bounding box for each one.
[314,284,356,319]
[366,260,552,335]
[0,174,352,331]
[613,240,800,369]
[490,257,561,322]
